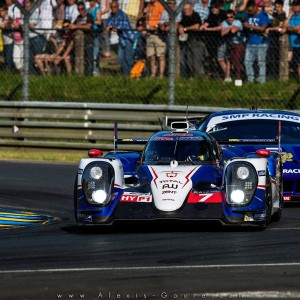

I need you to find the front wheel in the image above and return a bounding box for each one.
[272,158,283,222]
[259,173,272,230]
[272,180,283,222]
[74,175,78,223]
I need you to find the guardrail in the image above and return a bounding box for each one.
[0,102,229,151]
[2,102,298,152]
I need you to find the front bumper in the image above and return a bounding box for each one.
[76,202,267,227]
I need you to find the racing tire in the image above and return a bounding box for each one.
[74,175,78,224]
[272,180,284,222]
[259,173,272,230]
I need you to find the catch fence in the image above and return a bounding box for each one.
[1,4,300,109]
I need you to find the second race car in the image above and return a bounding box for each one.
[196,109,300,202]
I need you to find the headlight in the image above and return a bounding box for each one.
[230,190,245,204]
[92,189,108,204]
[90,166,103,180]
[82,162,115,206]
[225,162,257,206]
[236,166,249,180]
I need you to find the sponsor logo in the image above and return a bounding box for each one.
[187,192,223,203]
[266,147,282,151]
[284,196,291,201]
[221,113,300,121]
[281,152,293,163]
[258,170,266,176]
[165,171,180,178]
[207,113,300,130]
[229,139,275,142]
[162,133,193,137]
[283,169,300,174]
[154,137,174,141]
[162,191,177,194]
[160,180,183,185]
[178,136,204,141]
[162,183,178,190]
[120,193,152,203]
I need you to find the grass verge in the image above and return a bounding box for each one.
[1,72,300,109]
[0,148,87,163]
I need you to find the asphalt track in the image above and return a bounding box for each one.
[1,161,300,300]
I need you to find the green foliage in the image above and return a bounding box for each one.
[0,72,300,109]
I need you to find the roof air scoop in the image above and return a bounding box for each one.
[171,121,189,132]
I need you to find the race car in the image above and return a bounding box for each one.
[74,120,283,229]
[195,109,300,202]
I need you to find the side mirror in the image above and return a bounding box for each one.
[88,149,103,158]
[255,149,271,158]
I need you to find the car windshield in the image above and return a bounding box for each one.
[207,120,300,143]
[142,139,213,165]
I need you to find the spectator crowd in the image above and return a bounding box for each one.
[0,0,299,84]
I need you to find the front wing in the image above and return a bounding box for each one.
[75,188,269,226]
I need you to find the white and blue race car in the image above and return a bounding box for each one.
[74,120,283,229]
[196,109,300,202]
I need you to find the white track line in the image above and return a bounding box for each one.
[269,227,300,231]
[1,262,300,274]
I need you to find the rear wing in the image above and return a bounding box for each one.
[215,121,282,156]
[114,121,148,151]
[216,139,278,145]
[113,115,206,151]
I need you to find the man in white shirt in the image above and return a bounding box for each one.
[6,0,21,20]
[65,0,79,23]
[24,0,42,74]
[6,0,23,72]
[38,0,57,40]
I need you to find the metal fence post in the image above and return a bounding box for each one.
[168,15,176,106]
[279,33,289,81]
[23,13,29,102]
[13,0,42,102]
[158,0,188,106]
[75,30,85,74]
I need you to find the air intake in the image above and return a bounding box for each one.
[171,121,189,132]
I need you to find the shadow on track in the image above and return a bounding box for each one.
[284,202,300,208]
[61,221,267,235]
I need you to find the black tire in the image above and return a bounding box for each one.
[272,180,283,222]
[74,175,78,223]
[259,172,272,230]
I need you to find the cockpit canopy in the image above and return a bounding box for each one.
[142,135,214,165]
